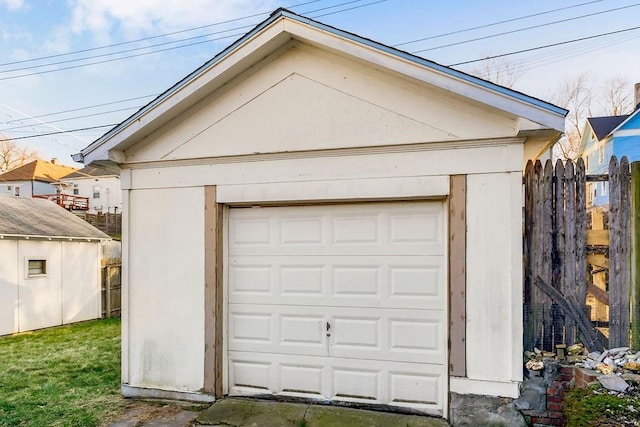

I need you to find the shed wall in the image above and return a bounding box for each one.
[0,239,102,335]
[0,240,19,335]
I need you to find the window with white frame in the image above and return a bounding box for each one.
[14,186,20,197]
[598,145,605,164]
[73,184,79,195]
[602,181,607,196]
[27,259,47,276]
[93,185,100,199]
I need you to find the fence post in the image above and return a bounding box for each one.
[631,161,640,347]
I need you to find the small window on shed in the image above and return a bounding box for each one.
[28,259,47,276]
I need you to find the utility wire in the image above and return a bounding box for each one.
[0,0,324,68]
[0,94,157,125]
[0,0,385,81]
[0,106,142,131]
[395,0,603,46]
[449,25,640,66]
[413,2,640,53]
[0,125,118,142]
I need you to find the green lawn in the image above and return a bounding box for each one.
[0,319,124,427]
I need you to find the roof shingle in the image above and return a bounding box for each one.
[0,160,78,183]
[0,195,109,239]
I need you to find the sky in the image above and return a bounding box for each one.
[0,0,639,167]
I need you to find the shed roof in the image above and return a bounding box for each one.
[0,195,109,240]
[61,164,120,179]
[0,160,78,183]
[74,8,567,165]
[587,115,630,140]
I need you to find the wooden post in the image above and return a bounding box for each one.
[524,161,534,351]
[553,160,566,347]
[609,157,622,347]
[631,161,640,347]
[564,161,577,344]
[542,160,554,351]
[448,175,466,376]
[620,157,631,347]
[105,265,112,319]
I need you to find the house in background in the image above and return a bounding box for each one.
[0,195,109,336]
[579,83,640,207]
[59,164,122,213]
[0,159,77,199]
[73,9,566,421]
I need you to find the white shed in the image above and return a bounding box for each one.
[0,195,109,335]
[73,9,567,419]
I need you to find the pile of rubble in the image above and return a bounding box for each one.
[525,344,640,394]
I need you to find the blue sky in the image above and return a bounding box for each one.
[0,0,638,166]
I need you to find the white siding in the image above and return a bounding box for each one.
[61,242,101,324]
[0,239,103,335]
[0,240,19,335]
[462,172,523,396]
[61,176,122,212]
[127,187,205,391]
[18,240,63,332]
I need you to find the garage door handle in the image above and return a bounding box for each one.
[326,322,331,337]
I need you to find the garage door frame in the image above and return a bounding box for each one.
[203,175,466,417]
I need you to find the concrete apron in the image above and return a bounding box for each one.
[197,398,450,427]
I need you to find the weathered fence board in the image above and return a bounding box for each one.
[524,156,631,352]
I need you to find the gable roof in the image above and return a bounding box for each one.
[0,195,109,240]
[61,164,120,180]
[587,115,630,140]
[0,160,78,183]
[74,8,567,165]
[606,108,640,137]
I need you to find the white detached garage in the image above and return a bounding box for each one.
[74,9,566,420]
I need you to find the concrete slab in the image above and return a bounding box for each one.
[197,398,449,427]
[143,410,198,426]
[304,405,449,427]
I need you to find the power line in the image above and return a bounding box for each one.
[0,0,386,81]
[449,25,640,66]
[412,2,640,53]
[0,94,157,125]
[0,106,142,131]
[0,0,324,68]
[0,125,118,142]
[394,0,603,47]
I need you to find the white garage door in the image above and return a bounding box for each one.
[226,201,447,415]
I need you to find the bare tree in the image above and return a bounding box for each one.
[599,76,633,116]
[0,135,39,172]
[550,73,634,161]
[471,56,522,88]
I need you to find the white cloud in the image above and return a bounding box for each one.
[0,0,26,11]
[67,0,280,40]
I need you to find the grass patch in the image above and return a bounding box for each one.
[0,319,124,427]
[564,387,640,427]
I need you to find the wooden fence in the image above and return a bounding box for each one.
[101,241,122,319]
[75,212,122,235]
[524,156,631,352]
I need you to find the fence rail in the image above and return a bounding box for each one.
[524,156,631,352]
[75,212,122,235]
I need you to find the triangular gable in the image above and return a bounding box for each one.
[75,8,566,165]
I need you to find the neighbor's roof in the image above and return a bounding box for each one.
[0,160,78,183]
[0,195,109,240]
[61,163,120,180]
[74,8,567,165]
[587,115,630,140]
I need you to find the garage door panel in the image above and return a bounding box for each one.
[229,304,328,356]
[227,352,445,416]
[229,202,444,256]
[229,256,445,309]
